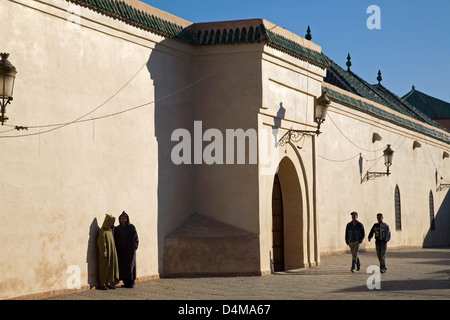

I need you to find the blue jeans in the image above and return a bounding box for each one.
[376,241,387,271]
[348,241,361,270]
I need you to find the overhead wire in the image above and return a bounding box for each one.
[326,113,387,153]
[0,54,232,139]
[3,43,449,184]
[317,110,405,166]
[0,60,148,138]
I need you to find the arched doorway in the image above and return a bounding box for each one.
[271,173,284,272]
[271,156,305,271]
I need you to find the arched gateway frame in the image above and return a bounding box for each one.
[271,155,313,271]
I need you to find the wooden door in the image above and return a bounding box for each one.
[272,174,284,272]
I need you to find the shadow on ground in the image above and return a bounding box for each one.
[335,278,450,293]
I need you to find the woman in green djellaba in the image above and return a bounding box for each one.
[97,214,119,290]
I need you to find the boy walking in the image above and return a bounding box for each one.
[368,213,391,273]
[345,211,365,272]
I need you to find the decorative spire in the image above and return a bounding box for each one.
[305,25,312,40]
[377,70,382,84]
[346,53,352,71]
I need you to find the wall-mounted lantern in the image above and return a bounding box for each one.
[0,53,17,125]
[278,90,330,146]
[362,144,394,182]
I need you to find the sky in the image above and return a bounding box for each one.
[141,0,450,103]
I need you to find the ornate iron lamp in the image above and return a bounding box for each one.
[362,144,394,182]
[278,90,330,146]
[0,53,17,125]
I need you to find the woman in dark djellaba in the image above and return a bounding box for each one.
[114,211,139,288]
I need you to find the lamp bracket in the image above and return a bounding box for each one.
[361,171,390,183]
[437,183,450,192]
[278,128,320,146]
[0,97,12,125]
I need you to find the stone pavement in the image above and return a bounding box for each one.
[45,247,450,300]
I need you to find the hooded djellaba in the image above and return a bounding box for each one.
[114,211,139,288]
[97,214,119,290]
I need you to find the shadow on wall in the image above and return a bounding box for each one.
[423,190,450,247]
[86,218,99,289]
[146,40,195,274]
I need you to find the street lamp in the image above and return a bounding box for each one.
[0,53,17,125]
[278,90,330,146]
[362,144,394,182]
[383,144,394,174]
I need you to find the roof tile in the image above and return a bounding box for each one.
[402,88,450,119]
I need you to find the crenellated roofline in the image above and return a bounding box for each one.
[65,0,329,68]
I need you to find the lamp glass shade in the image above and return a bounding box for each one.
[383,144,394,167]
[314,103,328,122]
[0,73,15,99]
[314,91,330,122]
[0,53,17,99]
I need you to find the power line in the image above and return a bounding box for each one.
[0,56,231,139]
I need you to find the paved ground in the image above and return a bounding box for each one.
[45,247,450,301]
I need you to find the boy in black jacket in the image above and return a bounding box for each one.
[368,213,391,273]
[345,211,365,272]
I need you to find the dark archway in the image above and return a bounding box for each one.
[272,156,304,270]
[271,173,284,272]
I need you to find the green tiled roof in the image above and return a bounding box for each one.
[402,88,450,119]
[66,0,195,40]
[191,24,329,68]
[66,0,328,68]
[324,57,437,127]
[325,87,450,144]
[66,0,449,144]
[262,29,329,68]
[323,58,450,144]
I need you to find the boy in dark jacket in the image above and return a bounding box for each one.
[368,213,391,273]
[345,211,365,272]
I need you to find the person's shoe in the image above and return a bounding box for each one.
[97,285,108,290]
[357,265,361,271]
[107,284,116,289]
[351,269,355,273]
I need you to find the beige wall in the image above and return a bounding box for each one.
[2,0,449,300]
[191,44,263,234]
[0,0,195,299]
[258,46,327,273]
[317,85,450,254]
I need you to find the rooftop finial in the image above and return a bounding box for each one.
[377,70,382,84]
[305,25,312,40]
[346,53,352,71]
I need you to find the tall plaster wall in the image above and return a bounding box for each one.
[258,46,327,273]
[317,85,450,254]
[191,44,263,234]
[1,0,449,300]
[0,0,194,299]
